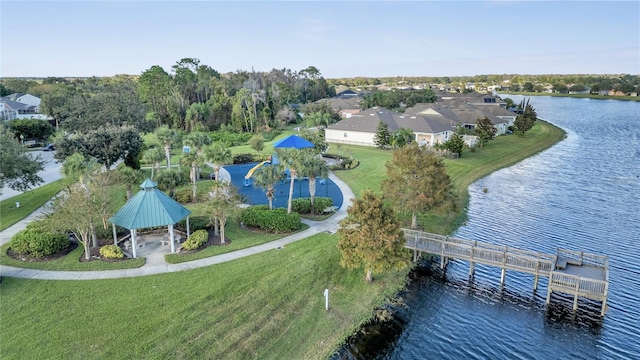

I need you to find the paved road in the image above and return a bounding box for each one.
[0,150,63,201]
[0,172,354,280]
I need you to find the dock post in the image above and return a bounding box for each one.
[469,262,475,279]
[500,268,506,286]
[546,273,553,304]
[413,247,417,262]
[533,275,539,291]
[440,256,446,270]
[573,280,580,311]
[601,299,607,316]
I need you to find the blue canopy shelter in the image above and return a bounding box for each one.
[273,134,314,149]
[270,134,315,168]
[108,179,191,258]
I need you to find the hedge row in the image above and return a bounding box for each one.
[241,206,301,233]
[291,197,334,214]
[233,153,270,164]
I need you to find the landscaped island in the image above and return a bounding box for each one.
[0,120,565,359]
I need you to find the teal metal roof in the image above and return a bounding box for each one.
[108,179,191,229]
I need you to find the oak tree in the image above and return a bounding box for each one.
[382,144,453,229]
[337,189,409,282]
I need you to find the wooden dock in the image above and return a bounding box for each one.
[404,229,609,316]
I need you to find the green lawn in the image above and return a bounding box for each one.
[0,179,71,231]
[0,233,409,360]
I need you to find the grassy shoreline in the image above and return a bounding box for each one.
[0,121,566,359]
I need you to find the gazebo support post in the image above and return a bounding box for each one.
[112,223,118,246]
[131,229,138,258]
[169,224,176,253]
[186,217,191,239]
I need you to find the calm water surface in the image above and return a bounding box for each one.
[337,96,640,359]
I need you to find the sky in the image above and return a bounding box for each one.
[1,1,639,78]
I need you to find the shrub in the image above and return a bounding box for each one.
[100,244,124,259]
[182,229,209,250]
[94,224,117,240]
[291,197,334,214]
[11,222,68,258]
[175,187,193,203]
[241,206,301,233]
[291,198,311,214]
[176,216,210,232]
[209,131,252,147]
[233,153,256,164]
[313,197,334,214]
[325,153,360,170]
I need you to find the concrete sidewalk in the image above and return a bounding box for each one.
[0,172,354,280]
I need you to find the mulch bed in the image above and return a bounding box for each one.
[7,242,78,263]
[7,230,238,262]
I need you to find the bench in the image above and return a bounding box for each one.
[555,258,568,270]
[161,235,182,246]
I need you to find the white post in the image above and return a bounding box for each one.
[323,289,329,311]
[131,229,138,258]
[169,224,176,253]
[112,223,117,246]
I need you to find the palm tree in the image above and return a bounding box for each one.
[276,148,306,214]
[252,164,283,210]
[115,164,144,201]
[205,143,233,181]
[183,131,211,179]
[180,150,205,202]
[299,153,329,215]
[142,147,164,180]
[154,126,179,170]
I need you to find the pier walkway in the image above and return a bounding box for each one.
[404,229,609,315]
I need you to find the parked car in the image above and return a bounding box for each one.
[43,144,55,151]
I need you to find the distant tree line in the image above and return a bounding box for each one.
[1,60,336,135]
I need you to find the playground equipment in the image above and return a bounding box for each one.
[243,160,271,186]
[243,135,314,187]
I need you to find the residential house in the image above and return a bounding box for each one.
[406,103,510,136]
[325,106,455,147]
[315,91,363,118]
[5,93,41,111]
[0,94,49,121]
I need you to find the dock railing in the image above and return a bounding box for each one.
[556,248,608,269]
[404,229,556,276]
[404,229,609,315]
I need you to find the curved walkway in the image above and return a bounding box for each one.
[0,172,354,280]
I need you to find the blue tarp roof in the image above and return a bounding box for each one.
[108,179,191,230]
[273,135,314,149]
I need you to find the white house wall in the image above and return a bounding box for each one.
[325,129,376,147]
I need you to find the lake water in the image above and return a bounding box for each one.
[335,96,640,359]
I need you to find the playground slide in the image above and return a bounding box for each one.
[244,161,270,180]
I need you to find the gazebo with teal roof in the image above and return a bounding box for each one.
[108,178,191,258]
